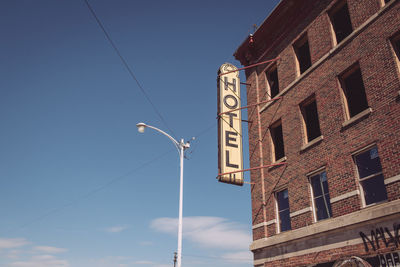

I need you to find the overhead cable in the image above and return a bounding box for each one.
[83,0,176,138]
[10,149,173,233]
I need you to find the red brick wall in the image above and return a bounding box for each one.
[262,242,399,267]
[331,195,361,216]
[239,0,400,243]
[291,212,313,229]
[348,0,381,29]
[308,13,333,64]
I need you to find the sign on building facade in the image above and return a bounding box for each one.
[217,63,243,186]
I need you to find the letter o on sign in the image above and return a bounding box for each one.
[223,95,238,109]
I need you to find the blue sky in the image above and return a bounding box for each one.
[0,1,279,266]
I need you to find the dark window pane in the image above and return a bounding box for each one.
[331,2,353,43]
[267,68,279,98]
[295,39,312,74]
[343,68,369,117]
[303,100,321,141]
[315,197,329,220]
[325,194,333,218]
[271,123,285,160]
[355,147,382,178]
[362,174,387,205]
[321,172,329,193]
[277,189,291,231]
[277,189,289,210]
[279,209,291,232]
[311,174,322,197]
[311,171,332,221]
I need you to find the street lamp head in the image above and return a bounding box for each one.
[136,122,147,133]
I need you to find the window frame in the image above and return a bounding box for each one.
[300,94,322,143]
[308,169,332,222]
[275,188,291,233]
[270,119,285,162]
[380,0,392,7]
[328,0,353,46]
[353,145,388,207]
[390,32,400,72]
[338,63,369,120]
[293,33,312,76]
[265,64,280,99]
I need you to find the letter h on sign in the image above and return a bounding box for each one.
[224,77,237,92]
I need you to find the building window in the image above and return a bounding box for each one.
[339,65,369,118]
[391,33,400,62]
[310,171,332,221]
[266,65,279,98]
[354,146,388,206]
[329,1,353,44]
[270,120,285,161]
[381,0,391,5]
[276,189,291,232]
[294,34,312,74]
[300,96,321,142]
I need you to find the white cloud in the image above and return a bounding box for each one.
[0,238,29,250]
[9,254,69,267]
[221,251,252,263]
[105,225,129,233]
[33,246,68,254]
[0,237,69,267]
[150,216,251,250]
[5,249,22,259]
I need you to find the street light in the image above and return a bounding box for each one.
[136,122,190,267]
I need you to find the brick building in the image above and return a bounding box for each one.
[234,0,400,266]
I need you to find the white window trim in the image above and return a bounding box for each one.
[352,145,386,207]
[274,192,280,233]
[309,170,332,222]
[309,178,318,223]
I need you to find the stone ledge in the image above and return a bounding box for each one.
[269,156,287,170]
[290,207,312,218]
[252,219,277,230]
[250,198,400,251]
[341,108,372,129]
[385,174,400,185]
[330,190,360,203]
[300,135,324,152]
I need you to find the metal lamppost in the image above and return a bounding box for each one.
[136,122,190,267]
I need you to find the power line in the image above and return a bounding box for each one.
[193,121,217,140]
[83,0,177,138]
[10,149,173,233]
[184,121,217,159]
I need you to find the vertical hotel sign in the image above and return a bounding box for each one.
[217,63,243,186]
